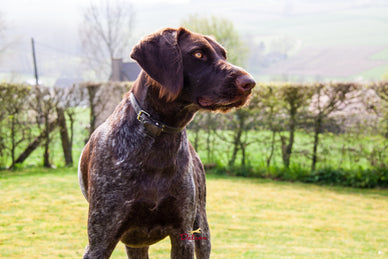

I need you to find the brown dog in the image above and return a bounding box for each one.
[78,27,255,259]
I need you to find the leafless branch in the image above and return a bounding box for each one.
[79,0,135,80]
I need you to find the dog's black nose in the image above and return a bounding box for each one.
[236,74,256,93]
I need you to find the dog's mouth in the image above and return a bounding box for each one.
[197,94,251,112]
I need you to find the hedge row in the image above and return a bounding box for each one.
[188,81,388,188]
[1,81,388,188]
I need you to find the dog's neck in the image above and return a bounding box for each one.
[132,71,199,130]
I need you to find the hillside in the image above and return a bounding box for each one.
[239,5,388,81]
[263,45,388,81]
[137,1,388,81]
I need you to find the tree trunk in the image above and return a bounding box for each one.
[0,133,4,168]
[67,111,75,151]
[10,120,57,168]
[280,135,289,167]
[240,142,246,167]
[385,120,388,139]
[229,121,243,167]
[285,129,295,168]
[10,115,16,166]
[87,85,98,136]
[311,116,322,171]
[281,108,296,168]
[43,114,51,168]
[266,130,276,169]
[57,107,73,166]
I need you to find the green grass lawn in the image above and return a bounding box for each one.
[1,168,388,258]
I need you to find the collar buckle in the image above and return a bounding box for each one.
[130,92,183,136]
[137,110,151,122]
[137,110,164,136]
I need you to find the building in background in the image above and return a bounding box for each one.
[109,58,141,82]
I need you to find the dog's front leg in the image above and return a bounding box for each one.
[83,218,122,259]
[83,200,128,259]
[170,231,195,259]
[194,212,211,259]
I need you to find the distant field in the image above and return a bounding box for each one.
[247,6,388,47]
[1,168,388,258]
[264,45,388,79]
[372,48,388,60]
[246,5,388,81]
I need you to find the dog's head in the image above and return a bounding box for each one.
[130,27,255,112]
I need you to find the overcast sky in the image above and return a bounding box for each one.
[1,0,260,63]
[1,0,190,41]
[2,0,189,23]
[0,0,218,82]
[1,0,387,83]
[0,0,193,72]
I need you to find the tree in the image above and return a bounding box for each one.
[0,83,31,168]
[11,120,58,168]
[181,15,248,66]
[227,109,254,167]
[84,83,102,136]
[255,84,283,169]
[79,0,135,80]
[29,86,59,168]
[55,84,86,166]
[371,81,388,139]
[309,83,358,171]
[10,85,82,168]
[279,84,313,168]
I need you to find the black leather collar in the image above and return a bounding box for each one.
[129,92,184,136]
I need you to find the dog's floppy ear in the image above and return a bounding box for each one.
[130,28,185,102]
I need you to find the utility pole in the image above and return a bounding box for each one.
[31,38,39,85]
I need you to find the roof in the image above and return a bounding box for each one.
[110,59,141,82]
[121,62,141,81]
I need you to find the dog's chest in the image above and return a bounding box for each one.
[119,171,197,246]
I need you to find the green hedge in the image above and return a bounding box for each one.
[1,81,388,188]
[189,81,388,188]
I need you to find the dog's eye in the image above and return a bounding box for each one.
[193,51,204,59]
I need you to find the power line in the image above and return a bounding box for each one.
[34,40,80,56]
